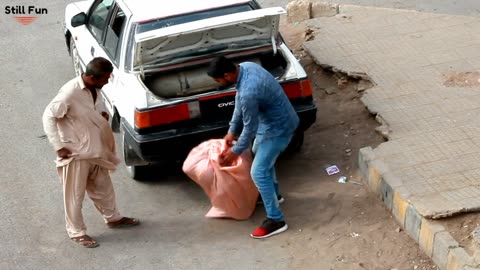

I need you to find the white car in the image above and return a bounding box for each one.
[64,0,317,180]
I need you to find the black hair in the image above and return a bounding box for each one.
[207,56,236,78]
[85,57,113,78]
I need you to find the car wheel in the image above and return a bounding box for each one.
[125,163,148,181]
[121,128,149,180]
[70,38,82,77]
[110,109,120,133]
[285,131,304,154]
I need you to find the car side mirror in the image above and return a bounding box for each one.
[71,12,87,27]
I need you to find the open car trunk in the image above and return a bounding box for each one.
[143,49,288,98]
[133,7,287,99]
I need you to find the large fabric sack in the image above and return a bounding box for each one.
[182,139,258,220]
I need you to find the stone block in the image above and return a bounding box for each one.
[392,190,409,226]
[433,232,460,270]
[419,220,445,257]
[447,246,474,270]
[358,147,374,179]
[405,205,422,242]
[286,0,311,23]
[380,176,393,210]
[367,160,388,194]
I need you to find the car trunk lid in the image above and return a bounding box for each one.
[133,7,286,71]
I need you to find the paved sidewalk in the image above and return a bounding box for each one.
[303,4,480,269]
[322,0,480,16]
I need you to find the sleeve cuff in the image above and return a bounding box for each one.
[231,146,244,156]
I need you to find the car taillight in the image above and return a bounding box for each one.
[134,102,200,129]
[282,79,313,99]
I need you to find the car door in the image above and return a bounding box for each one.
[99,4,128,116]
[74,0,126,117]
[74,0,114,71]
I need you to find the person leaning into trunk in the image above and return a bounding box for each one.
[207,56,299,239]
[42,57,139,248]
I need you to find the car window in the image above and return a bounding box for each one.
[104,6,126,63]
[136,4,253,33]
[87,0,114,41]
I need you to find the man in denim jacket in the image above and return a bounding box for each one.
[207,56,299,239]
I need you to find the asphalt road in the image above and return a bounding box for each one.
[0,1,295,269]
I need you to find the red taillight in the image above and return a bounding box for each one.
[281,79,313,99]
[135,104,190,129]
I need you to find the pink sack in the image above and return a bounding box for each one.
[182,139,259,220]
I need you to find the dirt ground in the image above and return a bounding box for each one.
[277,19,439,269]
[443,71,480,88]
[442,213,480,256]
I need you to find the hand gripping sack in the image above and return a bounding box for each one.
[182,139,258,220]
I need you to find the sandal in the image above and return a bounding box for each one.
[107,217,140,229]
[70,235,99,248]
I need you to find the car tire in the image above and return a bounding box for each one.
[285,131,304,154]
[121,128,149,181]
[125,162,149,181]
[111,109,120,133]
[70,38,83,77]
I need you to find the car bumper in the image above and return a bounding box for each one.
[122,104,317,164]
[122,118,229,164]
[296,104,317,131]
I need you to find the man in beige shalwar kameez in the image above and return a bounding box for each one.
[43,57,139,248]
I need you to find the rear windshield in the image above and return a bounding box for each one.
[136,4,254,33]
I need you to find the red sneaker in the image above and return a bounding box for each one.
[250,219,288,239]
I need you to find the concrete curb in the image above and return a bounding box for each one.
[300,3,480,267]
[358,147,480,270]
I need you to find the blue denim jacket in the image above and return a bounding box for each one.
[229,62,300,155]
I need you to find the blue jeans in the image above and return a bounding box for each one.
[251,135,292,221]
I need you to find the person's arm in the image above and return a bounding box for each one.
[42,99,69,152]
[231,94,259,155]
[228,95,242,136]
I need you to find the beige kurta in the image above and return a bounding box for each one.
[43,76,120,169]
[43,76,122,238]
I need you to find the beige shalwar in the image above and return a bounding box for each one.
[43,76,123,238]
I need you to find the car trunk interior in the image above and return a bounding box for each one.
[143,49,288,99]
